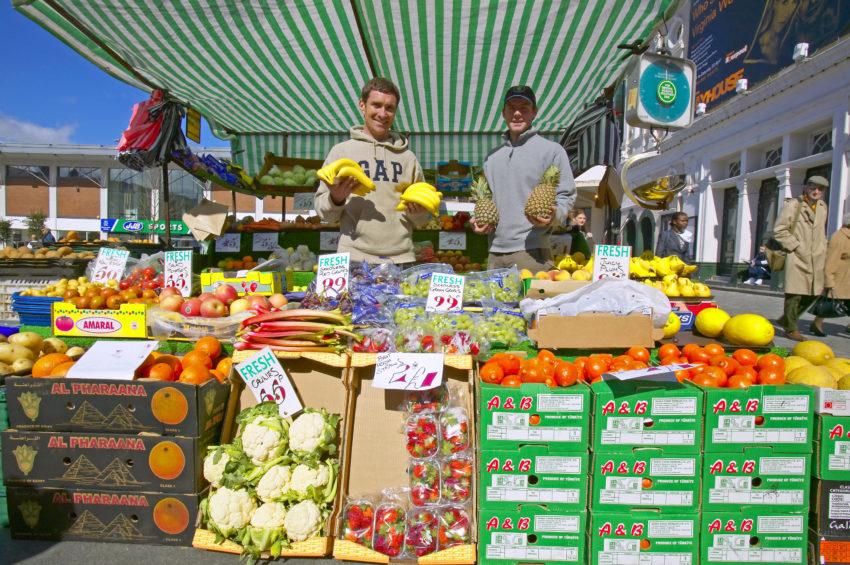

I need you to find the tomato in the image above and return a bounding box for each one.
[710,355,739,377]
[692,373,721,387]
[704,343,726,357]
[727,374,753,388]
[690,364,708,375]
[734,366,759,381]
[573,357,588,381]
[495,354,521,376]
[613,355,634,366]
[732,349,757,366]
[610,361,632,373]
[658,343,680,360]
[536,350,556,366]
[480,362,504,384]
[757,353,784,371]
[687,348,711,364]
[703,366,728,387]
[758,367,786,385]
[142,267,156,279]
[682,343,701,357]
[590,353,614,365]
[586,359,609,382]
[500,375,522,387]
[674,369,691,382]
[118,279,130,290]
[632,361,648,369]
[554,361,578,387]
[627,346,650,363]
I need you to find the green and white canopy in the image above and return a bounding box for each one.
[15,0,675,171]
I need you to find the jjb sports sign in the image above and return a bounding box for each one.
[101,218,189,235]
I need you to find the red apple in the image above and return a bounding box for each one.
[229,298,251,315]
[200,297,227,318]
[159,287,181,300]
[214,284,239,305]
[268,293,288,308]
[246,295,270,311]
[198,292,216,302]
[160,295,184,312]
[181,297,203,317]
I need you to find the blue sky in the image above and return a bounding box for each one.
[0,3,227,148]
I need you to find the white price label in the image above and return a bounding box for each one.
[439,231,467,250]
[235,348,303,417]
[215,233,241,252]
[320,231,341,251]
[593,244,632,281]
[293,193,316,211]
[372,353,444,391]
[602,363,698,383]
[163,250,193,297]
[426,273,464,312]
[91,248,130,283]
[316,252,350,297]
[252,232,278,252]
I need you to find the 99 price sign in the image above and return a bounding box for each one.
[91,248,130,283]
[236,348,303,417]
[426,273,465,312]
[164,250,193,297]
[316,252,350,297]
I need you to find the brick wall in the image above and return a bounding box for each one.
[6,184,49,216]
[57,185,101,218]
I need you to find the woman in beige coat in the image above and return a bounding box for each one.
[812,211,850,335]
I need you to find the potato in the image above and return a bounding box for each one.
[12,358,34,374]
[0,361,12,376]
[41,338,69,355]
[9,332,44,355]
[0,343,35,364]
[66,346,86,360]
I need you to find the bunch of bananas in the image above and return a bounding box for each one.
[316,158,375,196]
[396,182,442,216]
[628,175,687,211]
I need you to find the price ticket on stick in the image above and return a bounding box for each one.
[439,231,467,250]
[592,244,632,281]
[252,232,278,252]
[316,252,350,297]
[215,233,241,253]
[426,273,464,312]
[164,250,193,297]
[236,347,303,417]
[91,248,130,283]
[373,352,444,391]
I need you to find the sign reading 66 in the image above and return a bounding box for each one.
[91,248,130,284]
[235,348,303,417]
[164,250,192,297]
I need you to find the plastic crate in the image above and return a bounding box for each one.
[0,277,59,322]
[11,292,63,327]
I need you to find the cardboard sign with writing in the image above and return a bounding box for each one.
[164,250,192,297]
[252,232,278,252]
[426,273,464,312]
[235,348,303,417]
[373,353,444,391]
[320,231,341,251]
[215,233,241,252]
[602,363,698,383]
[593,244,632,281]
[293,193,316,211]
[66,340,159,380]
[316,252,350,297]
[439,231,467,250]
[91,248,130,283]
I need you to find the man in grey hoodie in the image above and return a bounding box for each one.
[315,78,428,264]
[472,85,577,272]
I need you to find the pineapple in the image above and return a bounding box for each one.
[470,176,499,229]
[524,165,560,218]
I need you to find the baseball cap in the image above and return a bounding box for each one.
[504,85,536,107]
[806,175,829,188]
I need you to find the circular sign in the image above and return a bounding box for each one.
[639,60,691,123]
[657,80,677,105]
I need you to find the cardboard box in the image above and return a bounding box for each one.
[815,415,850,480]
[478,382,591,453]
[590,448,701,513]
[811,479,850,537]
[528,312,663,349]
[591,380,703,453]
[478,447,588,511]
[52,302,148,339]
[200,270,282,295]
[478,507,586,564]
[589,512,699,565]
[702,448,811,511]
[809,529,850,564]
[2,429,215,493]
[814,387,850,416]
[4,376,229,437]
[701,511,807,564]
[703,385,814,454]
[7,486,202,546]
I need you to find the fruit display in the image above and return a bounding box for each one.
[137,336,232,384]
[259,164,319,188]
[439,408,470,456]
[396,182,443,216]
[18,277,157,309]
[523,165,559,219]
[394,308,484,356]
[693,308,775,346]
[400,265,521,302]
[120,264,164,291]
[406,414,439,459]
[437,506,471,549]
[409,459,441,506]
[440,454,473,504]
[782,340,850,389]
[0,245,95,261]
[438,211,471,232]
[658,342,785,388]
[0,333,82,377]
[372,501,406,557]
[341,500,375,548]
[405,509,438,556]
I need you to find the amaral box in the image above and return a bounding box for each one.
[701,511,807,564]
[4,376,229,437]
[589,511,699,565]
[478,382,590,452]
[478,447,588,511]
[703,384,814,454]
[2,429,214,493]
[478,507,586,564]
[52,302,148,339]
[7,486,202,546]
[814,415,850,480]
[701,448,810,512]
[590,448,701,513]
[811,479,850,537]
[591,380,703,453]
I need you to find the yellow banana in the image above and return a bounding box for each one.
[408,181,438,192]
[336,166,376,191]
[317,158,362,185]
[405,187,442,210]
[398,189,441,215]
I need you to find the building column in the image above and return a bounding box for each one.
[100,167,109,238]
[828,103,849,232]
[48,165,58,231]
[695,160,714,262]
[776,167,805,200]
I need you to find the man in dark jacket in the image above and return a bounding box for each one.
[655,212,692,261]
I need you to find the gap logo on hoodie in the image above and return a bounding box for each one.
[358,159,403,183]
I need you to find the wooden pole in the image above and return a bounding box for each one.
[162,162,172,249]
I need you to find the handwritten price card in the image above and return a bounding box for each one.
[316,252,350,297]
[91,248,130,283]
[293,193,316,212]
[236,348,303,417]
[372,352,445,391]
[320,231,341,251]
[439,231,467,250]
[164,250,193,296]
[592,244,632,281]
[215,233,241,252]
[426,273,465,312]
[252,232,278,252]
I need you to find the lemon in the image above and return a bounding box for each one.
[694,308,731,338]
[792,340,835,366]
[787,365,837,388]
[783,355,812,375]
[663,312,681,338]
[722,313,774,346]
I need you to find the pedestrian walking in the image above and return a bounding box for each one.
[655,212,692,261]
[811,211,850,336]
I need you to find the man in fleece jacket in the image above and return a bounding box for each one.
[314,78,428,264]
[472,85,577,272]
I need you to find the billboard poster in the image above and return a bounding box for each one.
[688,0,850,111]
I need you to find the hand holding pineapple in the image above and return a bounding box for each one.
[523,165,560,227]
[470,176,498,234]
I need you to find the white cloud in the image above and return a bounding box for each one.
[0,114,75,144]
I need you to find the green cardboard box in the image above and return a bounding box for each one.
[589,511,699,564]
[701,448,810,511]
[478,506,586,564]
[701,511,807,564]
[591,380,703,453]
[814,415,850,480]
[703,384,814,454]
[478,382,590,452]
[590,448,700,513]
[478,447,588,511]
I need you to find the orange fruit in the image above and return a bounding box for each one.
[194,336,222,361]
[179,364,213,385]
[494,354,521,376]
[658,343,681,360]
[704,365,728,387]
[554,361,578,387]
[480,362,504,384]
[627,346,650,363]
[687,348,711,364]
[586,359,609,382]
[727,374,754,388]
[153,498,190,535]
[704,343,726,357]
[757,353,784,371]
[148,362,176,382]
[32,353,73,378]
[156,355,183,377]
[711,355,739,376]
[674,369,691,382]
[210,369,227,383]
[136,353,158,378]
[590,353,613,365]
[182,350,213,370]
[150,387,189,425]
[573,357,588,381]
[51,361,75,377]
[758,367,786,385]
[216,357,233,378]
[148,440,186,480]
[692,373,721,388]
[613,355,634,366]
[682,343,701,357]
[732,349,757,366]
[536,350,556,365]
[500,375,522,387]
[520,365,544,383]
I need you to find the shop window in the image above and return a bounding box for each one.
[728,160,741,178]
[4,165,49,186]
[167,169,204,219]
[811,130,832,154]
[108,169,153,221]
[764,147,782,168]
[58,167,102,187]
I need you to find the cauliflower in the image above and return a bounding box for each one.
[205,487,257,538]
[256,464,292,503]
[288,461,338,503]
[203,451,229,488]
[289,408,340,458]
[250,501,287,528]
[243,502,288,559]
[203,444,251,489]
[284,500,324,542]
[237,403,289,465]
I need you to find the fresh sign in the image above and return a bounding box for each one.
[372,353,444,391]
[593,244,631,281]
[235,348,302,417]
[91,248,130,283]
[316,252,349,297]
[164,250,192,297]
[426,273,464,312]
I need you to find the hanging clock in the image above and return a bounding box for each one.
[625,52,696,129]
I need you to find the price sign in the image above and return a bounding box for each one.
[602,363,699,383]
[316,252,350,297]
[426,273,464,312]
[373,352,444,391]
[164,250,193,297]
[320,231,341,251]
[439,231,467,250]
[252,232,279,252]
[592,244,632,281]
[293,193,316,211]
[91,248,130,283]
[235,348,303,417]
[215,233,241,252]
